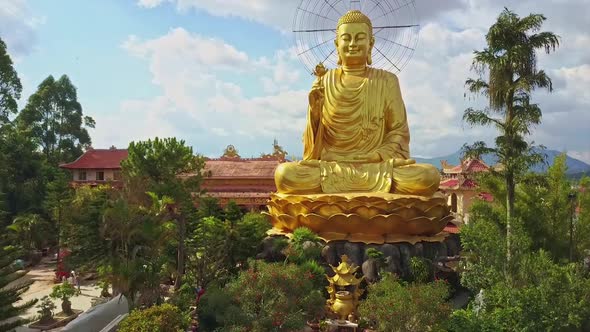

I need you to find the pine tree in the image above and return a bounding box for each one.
[0,244,37,332]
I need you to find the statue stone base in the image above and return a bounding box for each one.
[258,234,461,281]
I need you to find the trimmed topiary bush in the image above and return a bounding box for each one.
[118,303,187,332]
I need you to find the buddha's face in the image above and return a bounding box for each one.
[335,22,374,66]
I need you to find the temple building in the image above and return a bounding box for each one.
[439,158,494,224]
[60,143,287,210]
[59,147,128,188]
[60,145,495,218]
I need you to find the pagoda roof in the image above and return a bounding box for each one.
[60,148,128,169]
[442,158,490,174]
[203,158,281,178]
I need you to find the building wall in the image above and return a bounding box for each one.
[71,169,120,182]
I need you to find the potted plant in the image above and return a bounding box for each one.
[50,282,78,315]
[36,296,56,323]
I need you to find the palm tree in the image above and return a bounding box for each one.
[463,8,559,269]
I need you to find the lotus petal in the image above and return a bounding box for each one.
[350,205,388,218]
[316,203,347,218]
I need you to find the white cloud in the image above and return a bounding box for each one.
[137,0,169,9]
[0,0,44,57]
[107,1,590,162]
[137,0,468,31]
[101,28,310,157]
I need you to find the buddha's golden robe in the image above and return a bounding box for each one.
[275,67,439,196]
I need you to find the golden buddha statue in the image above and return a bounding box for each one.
[275,10,439,196]
[266,10,452,244]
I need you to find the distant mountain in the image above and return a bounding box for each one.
[415,149,590,175]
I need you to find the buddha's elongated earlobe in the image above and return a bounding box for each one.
[367,37,374,65]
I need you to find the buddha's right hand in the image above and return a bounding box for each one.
[308,85,324,111]
[392,158,416,167]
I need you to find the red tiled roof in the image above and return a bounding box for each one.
[60,149,128,169]
[439,178,459,189]
[203,159,281,178]
[444,165,463,174]
[443,222,460,234]
[443,158,490,174]
[464,159,490,173]
[439,178,478,190]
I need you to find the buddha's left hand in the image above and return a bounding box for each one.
[342,152,382,163]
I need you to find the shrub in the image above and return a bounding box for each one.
[198,260,325,331]
[285,227,322,264]
[409,257,432,283]
[118,303,187,332]
[448,251,590,331]
[36,296,56,322]
[357,273,451,332]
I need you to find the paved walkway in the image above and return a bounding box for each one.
[6,259,102,332]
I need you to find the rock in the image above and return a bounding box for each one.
[343,242,364,267]
[444,237,459,256]
[413,243,424,257]
[302,240,319,251]
[397,243,413,278]
[322,244,338,266]
[256,236,287,261]
[362,259,380,283]
[437,242,448,259]
[384,256,402,275]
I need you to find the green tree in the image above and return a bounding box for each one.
[574,176,590,260]
[188,212,270,287]
[0,38,22,125]
[450,251,590,331]
[17,75,95,165]
[45,170,73,268]
[357,273,451,332]
[0,125,44,228]
[0,244,37,332]
[6,214,50,251]
[101,193,176,308]
[196,196,223,219]
[60,185,111,269]
[463,8,559,267]
[198,261,325,331]
[122,137,205,290]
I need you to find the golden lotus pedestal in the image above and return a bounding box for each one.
[266,192,453,244]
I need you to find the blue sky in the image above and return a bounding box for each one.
[2,0,589,163]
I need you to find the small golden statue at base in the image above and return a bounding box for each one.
[266,10,451,243]
[326,255,364,323]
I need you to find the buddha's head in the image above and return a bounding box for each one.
[335,10,375,67]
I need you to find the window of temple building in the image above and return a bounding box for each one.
[79,171,87,181]
[113,170,122,181]
[97,171,105,181]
